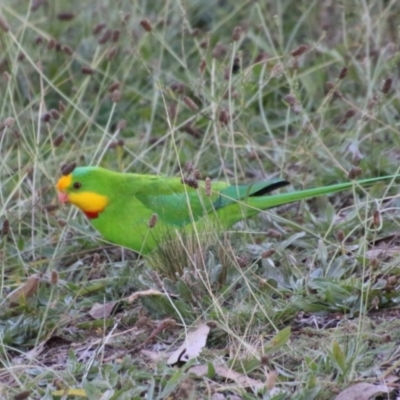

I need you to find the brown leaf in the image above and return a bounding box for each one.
[334,382,393,400]
[125,288,168,303]
[167,324,210,365]
[7,275,40,304]
[189,364,265,389]
[88,301,117,319]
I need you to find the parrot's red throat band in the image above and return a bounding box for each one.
[84,210,101,219]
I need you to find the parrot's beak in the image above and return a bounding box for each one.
[57,191,69,203]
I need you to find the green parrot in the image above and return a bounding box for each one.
[56,166,395,254]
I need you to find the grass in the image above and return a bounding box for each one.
[1,0,400,398]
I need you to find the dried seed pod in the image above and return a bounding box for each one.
[31,0,46,11]
[212,42,228,59]
[254,51,269,64]
[91,253,100,268]
[81,66,94,75]
[63,45,74,56]
[107,141,118,149]
[2,219,10,236]
[199,59,206,74]
[338,67,347,79]
[0,14,10,32]
[53,134,64,147]
[58,101,66,113]
[283,94,302,114]
[236,255,250,268]
[271,62,284,78]
[93,23,106,35]
[148,213,158,228]
[219,109,230,125]
[43,204,59,212]
[205,177,211,196]
[291,44,308,57]
[168,103,177,119]
[261,249,275,258]
[112,29,120,42]
[181,177,198,189]
[370,257,378,269]
[106,47,118,60]
[110,89,121,102]
[199,37,209,49]
[183,96,198,111]
[373,209,380,227]
[47,38,56,50]
[266,229,282,238]
[381,77,392,94]
[98,29,112,44]
[140,19,152,32]
[344,108,356,119]
[232,56,240,74]
[108,82,120,92]
[61,162,76,176]
[150,270,163,290]
[117,120,126,130]
[232,26,242,41]
[57,12,75,21]
[51,271,59,285]
[50,109,60,120]
[182,123,201,138]
[170,81,185,94]
[1,117,15,128]
[348,167,362,179]
[336,230,344,243]
[42,112,51,122]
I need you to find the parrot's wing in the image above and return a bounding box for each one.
[134,176,289,226]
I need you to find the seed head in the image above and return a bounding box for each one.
[291,44,308,57]
[348,167,362,179]
[51,271,59,285]
[148,213,158,228]
[53,134,64,147]
[183,96,198,111]
[205,177,211,196]
[336,230,344,243]
[57,12,75,21]
[140,19,152,32]
[50,109,60,120]
[110,89,121,102]
[112,29,120,43]
[98,29,112,44]
[108,82,120,92]
[81,66,94,75]
[338,67,347,79]
[58,101,66,113]
[232,26,242,41]
[2,219,10,236]
[0,14,10,32]
[373,210,380,227]
[61,162,76,176]
[381,77,392,94]
[93,23,106,35]
[62,45,73,56]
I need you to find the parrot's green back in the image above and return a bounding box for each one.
[59,167,396,254]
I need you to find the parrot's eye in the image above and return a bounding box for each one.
[73,182,82,190]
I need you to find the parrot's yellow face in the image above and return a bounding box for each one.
[56,172,109,219]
